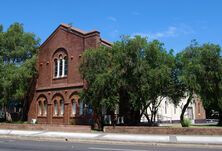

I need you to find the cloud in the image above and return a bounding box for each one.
[107,16,117,22]
[132,24,194,40]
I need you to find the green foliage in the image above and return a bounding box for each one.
[176,41,201,94]
[182,118,192,127]
[175,41,203,126]
[80,36,178,125]
[176,41,222,126]
[80,46,119,114]
[197,44,222,111]
[0,23,39,64]
[0,23,39,114]
[128,38,178,124]
[195,43,222,125]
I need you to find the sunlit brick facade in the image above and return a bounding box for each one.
[27,24,111,124]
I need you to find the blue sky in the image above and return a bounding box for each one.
[0,0,221,53]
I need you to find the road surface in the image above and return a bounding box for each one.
[0,138,221,151]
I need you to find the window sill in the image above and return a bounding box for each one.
[37,115,47,118]
[53,115,63,118]
[53,115,64,117]
[53,76,67,80]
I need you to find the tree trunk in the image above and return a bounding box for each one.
[138,102,152,125]
[92,111,103,131]
[153,110,157,123]
[144,112,150,123]
[96,115,103,130]
[180,92,193,127]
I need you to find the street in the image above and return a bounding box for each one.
[0,138,221,151]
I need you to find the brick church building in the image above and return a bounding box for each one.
[27,24,111,124]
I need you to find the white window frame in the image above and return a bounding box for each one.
[43,100,47,116]
[72,101,77,115]
[60,100,64,116]
[54,100,58,116]
[54,56,68,78]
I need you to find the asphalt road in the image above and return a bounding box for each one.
[0,138,221,151]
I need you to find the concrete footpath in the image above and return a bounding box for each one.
[0,129,222,145]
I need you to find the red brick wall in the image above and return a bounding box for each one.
[195,99,206,120]
[0,123,91,132]
[104,126,222,135]
[28,25,104,125]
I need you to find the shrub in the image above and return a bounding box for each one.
[182,118,192,127]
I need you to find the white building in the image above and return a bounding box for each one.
[141,95,206,124]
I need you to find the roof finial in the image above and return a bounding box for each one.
[67,23,73,32]
[68,23,73,27]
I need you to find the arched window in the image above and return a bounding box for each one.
[59,56,63,76]
[38,101,42,116]
[60,100,64,116]
[54,100,58,116]
[72,100,77,115]
[43,100,47,116]
[64,56,68,76]
[54,59,58,77]
[53,48,68,78]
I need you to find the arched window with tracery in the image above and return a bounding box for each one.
[53,48,68,78]
[37,96,47,117]
[70,94,79,116]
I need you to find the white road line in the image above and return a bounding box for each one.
[88,147,151,151]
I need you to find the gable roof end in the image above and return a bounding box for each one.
[40,23,112,49]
